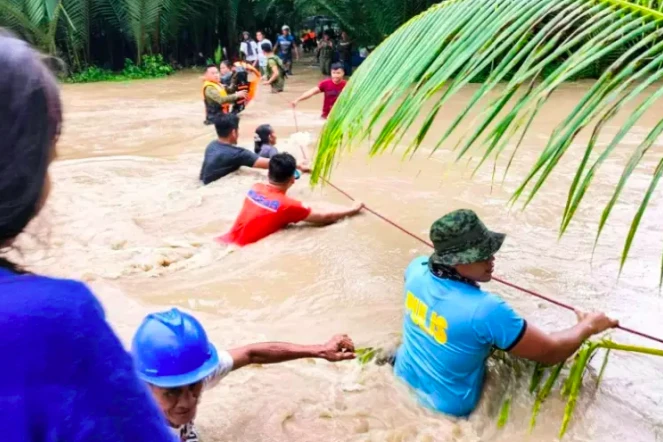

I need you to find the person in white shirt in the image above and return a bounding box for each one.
[256,30,272,76]
[239,31,259,68]
[132,308,355,441]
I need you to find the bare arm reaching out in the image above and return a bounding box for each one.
[252,157,311,173]
[305,202,364,225]
[292,86,322,107]
[510,310,618,365]
[228,334,355,370]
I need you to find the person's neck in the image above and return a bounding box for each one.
[267,181,289,193]
[218,136,235,145]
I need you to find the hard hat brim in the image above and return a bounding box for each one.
[138,343,221,388]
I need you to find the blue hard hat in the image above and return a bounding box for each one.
[131,308,220,388]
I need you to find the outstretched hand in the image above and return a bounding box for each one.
[321,334,356,362]
[297,162,311,173]
[575,310,619,335]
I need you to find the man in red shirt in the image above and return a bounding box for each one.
[292,63,346,119]
[218,152,364,246]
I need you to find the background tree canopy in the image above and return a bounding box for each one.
[0,0,438,72]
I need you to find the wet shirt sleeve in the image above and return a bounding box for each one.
[472,294,527,351]
[205,85,236,104]
[236,148,259,167]
[203,350,234,390]
[284,198,312,224]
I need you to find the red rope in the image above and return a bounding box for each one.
[290,121,663,346]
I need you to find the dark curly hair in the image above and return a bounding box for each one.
[0,32,62,272]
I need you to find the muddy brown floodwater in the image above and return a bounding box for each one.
[22,61,663,441]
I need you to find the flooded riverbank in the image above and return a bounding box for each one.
[24,62,663,441]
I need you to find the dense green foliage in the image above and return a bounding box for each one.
[66,54,173,82]
[315,0,663,276]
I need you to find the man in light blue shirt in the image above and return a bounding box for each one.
[394,209,618,417]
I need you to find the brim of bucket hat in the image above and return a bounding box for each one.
[138,343,220,388]
[430,230,505,267]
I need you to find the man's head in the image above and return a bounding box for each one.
[149,382,204,428]
[268,152,298,189]
[429,209,505,283]
[131,308,220,427]
[242,31,250,41]
[341,31,348,40]
[330,63,345,83]
[256,31,264,42]
[219,60,232,76]
[214,113,240,144]
[322,31,331,41]
[261,41,273,54]
[204,63,220,83]
[282,25,290,35]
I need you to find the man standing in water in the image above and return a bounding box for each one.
[394,209,618,417]
[200,114,308,185]
[317,31,334,76]
[275,25,298,75]
[219,152,364,246]
[338,31,353,76]
[202,64,247,124]
[132,308,356,441]
[292,63,346,119]
[262,42,287,93]
[256,31,271,76]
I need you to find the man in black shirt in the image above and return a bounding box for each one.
[200,114,309,185]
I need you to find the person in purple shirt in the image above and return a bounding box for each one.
[0,33,176,441]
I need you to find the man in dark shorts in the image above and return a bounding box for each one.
[292,63,346,119]
[200,114,309,185]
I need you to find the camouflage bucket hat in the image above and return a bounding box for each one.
[429,209,505,267]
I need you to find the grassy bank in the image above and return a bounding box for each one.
[64,55,174,84]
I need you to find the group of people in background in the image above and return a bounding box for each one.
[240,25,298,78]
[316,30,354,76]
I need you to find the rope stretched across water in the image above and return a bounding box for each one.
[287,105,663,346]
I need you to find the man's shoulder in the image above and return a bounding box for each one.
[207,140,240,151]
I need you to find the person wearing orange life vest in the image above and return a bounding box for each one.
[229,61,261,114]
[202,63,247,125]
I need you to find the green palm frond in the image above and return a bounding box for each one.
[62,0,90,62]
[0,1,48,44]
[314,0,663,276]
[0,0,72,53]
